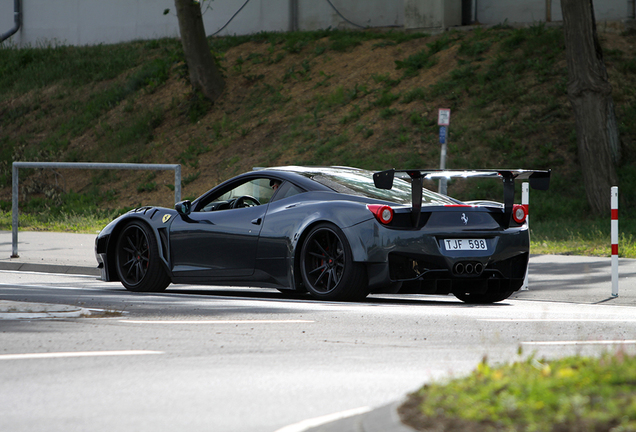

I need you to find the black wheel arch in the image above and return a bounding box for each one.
[105,215,172,281]
[293,220,326,291]
[292,219,369,293]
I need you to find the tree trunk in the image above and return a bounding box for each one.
[174,0,225,102]
[561,0,620,215]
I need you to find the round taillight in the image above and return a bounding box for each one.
[379,206,393,223]
[512,204,528,224]
[367,204,394,224]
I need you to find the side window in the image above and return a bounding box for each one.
[198,178,279,212]
[272,182,304,202]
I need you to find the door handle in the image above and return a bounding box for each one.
[251,218,262,225]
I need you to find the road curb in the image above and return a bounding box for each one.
[301,401,416,432]
[357,401,417,432]
[0,261,99,276]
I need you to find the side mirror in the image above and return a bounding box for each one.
[175,200,192,216]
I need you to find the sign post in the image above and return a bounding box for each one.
[438,109,451,195]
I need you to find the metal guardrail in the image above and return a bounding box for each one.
[11,162,181,258]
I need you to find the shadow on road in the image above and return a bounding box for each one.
[163,286,513,308]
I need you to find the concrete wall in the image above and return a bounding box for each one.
[205,0,290,36]
[1,1,18,41]
[2,0,176,46]
[476,0,631,25]
[1,0,403,48]
[1,0,633,48]
[296,0,403,31]
[404,0,462,29]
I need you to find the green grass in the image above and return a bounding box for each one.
[2,26,635,248]
[530,219,636,258]
[0,190,126,233]
[403,352,636,431]
[0,211,116,234]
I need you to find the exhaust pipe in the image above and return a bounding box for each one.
[475,263,483,275]
[454,262,464,275]
[453,261,484,276]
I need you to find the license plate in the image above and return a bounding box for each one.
[443,239,488,251]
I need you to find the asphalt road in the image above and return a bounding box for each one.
[2,230,636,305]
[2,270,636,432]
[2,231,636,431]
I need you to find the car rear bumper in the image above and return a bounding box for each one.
[345,219,529,295]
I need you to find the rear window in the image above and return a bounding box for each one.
[303,168,454,205]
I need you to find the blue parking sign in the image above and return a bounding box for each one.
[439,126,447,144]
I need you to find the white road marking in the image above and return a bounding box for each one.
[0,350,164,361]
[480,318,636,322]
[120,319,314,324]
[522,340,636,346]
[273,406,372,432]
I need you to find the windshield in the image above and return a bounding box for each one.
[288,167,455,205]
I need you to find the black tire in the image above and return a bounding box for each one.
[115,221,170,292]
[453,290,514,304]
[300,223,368,301]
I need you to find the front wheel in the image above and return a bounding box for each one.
[453,290,514,304]
[300,223,367,301]
[115,221,170,292]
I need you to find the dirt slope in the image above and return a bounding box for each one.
[1,28,634,212]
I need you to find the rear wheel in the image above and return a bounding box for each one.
[453,290,514,304]
[300,223,367,301]
[115,221,170,292]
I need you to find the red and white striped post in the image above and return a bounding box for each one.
[521,182,530,290]
[611,187,619,297]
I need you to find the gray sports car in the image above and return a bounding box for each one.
[95,166,550,303]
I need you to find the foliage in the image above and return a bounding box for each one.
[0,39,183,97]
[406,352,636,431]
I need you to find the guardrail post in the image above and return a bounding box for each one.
[11,163,19,258]
[174,165,182,204]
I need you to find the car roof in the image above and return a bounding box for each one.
[261,165,371,176]
[255,166,375,191]
[258,166,417,204]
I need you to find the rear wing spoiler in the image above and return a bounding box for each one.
[373,169,551,228]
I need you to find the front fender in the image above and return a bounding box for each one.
[95,206,177,281]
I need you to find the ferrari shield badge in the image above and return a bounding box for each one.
[162,214,171,223]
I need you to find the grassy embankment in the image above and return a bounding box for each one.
[1,26,635,259]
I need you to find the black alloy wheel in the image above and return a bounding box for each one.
[115,221,170,292]
[300,223,367,301]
